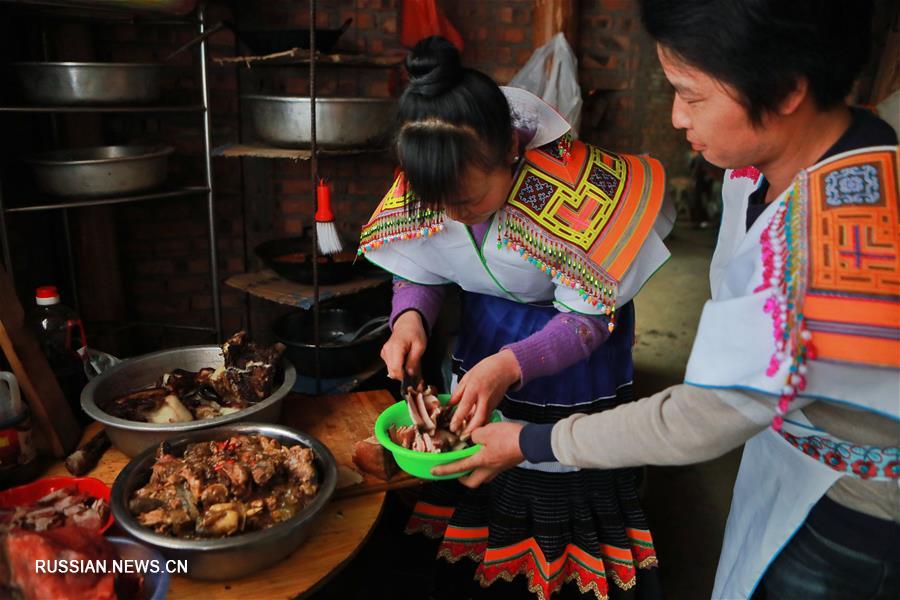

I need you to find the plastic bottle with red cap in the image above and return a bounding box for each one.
[28,286,89,424]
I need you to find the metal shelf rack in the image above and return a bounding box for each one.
[0,4,222,342]
[216,0,398,394]
[3,186,209,213]
[0,105,205,113]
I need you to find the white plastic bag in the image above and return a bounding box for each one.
[509,32,583,136]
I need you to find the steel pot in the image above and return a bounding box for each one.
[242,95,396,148]
[273,308,389,378]
[81,345,297,457]
[11,62,162,105]
[25,144,173,198]
[110,422,337,580]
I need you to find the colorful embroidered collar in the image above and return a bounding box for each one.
[498,136,666,316]
[755,145,900,430]
[358,135,667,320]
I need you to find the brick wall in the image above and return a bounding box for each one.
[578,0,686,172]
[78,0,683,348]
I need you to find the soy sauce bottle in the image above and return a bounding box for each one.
[28,286,89,424]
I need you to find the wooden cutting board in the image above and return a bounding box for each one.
[281,390,419,498]
[47,390,417,497]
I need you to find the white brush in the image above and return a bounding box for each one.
[315,178,343,255]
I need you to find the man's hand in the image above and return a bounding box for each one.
[431,422,525,487]
[448,349,521,438]
[380,311,427,380]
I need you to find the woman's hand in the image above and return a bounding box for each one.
[449,349,521,438]
[431,422,524,487]
[380,311,427,381]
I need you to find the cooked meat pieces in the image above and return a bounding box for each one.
[250,459,276,487]
[4,526,123,600]
[0,487,109,535]
[101,331,284,423]
[352,436,397,482]
[129,434,319,539]
[211,331,286,405]
[394,385,469,454]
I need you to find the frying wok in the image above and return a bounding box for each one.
[229,18,352,55]
[273,308,389,378]
[255,235,367,285]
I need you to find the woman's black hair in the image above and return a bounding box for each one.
[639,0,874,124]
[396,36,512,209]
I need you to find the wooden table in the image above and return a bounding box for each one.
[44,390,418,599]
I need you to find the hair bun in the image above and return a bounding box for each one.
[405,36,463,97]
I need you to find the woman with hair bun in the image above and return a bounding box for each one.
[359,36,672,599]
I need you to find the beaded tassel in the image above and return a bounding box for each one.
[757,173,816,431]
[498,210,618,330]
[358,208,445,255]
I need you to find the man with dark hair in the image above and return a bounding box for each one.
[436,2,899,598]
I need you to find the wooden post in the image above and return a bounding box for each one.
[533,0,579,48]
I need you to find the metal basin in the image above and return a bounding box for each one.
[110,423,337,581]
[11,1,197,15]
[242,95,396,148]
[81,345,297,457]
[25,144,173,198]
[11,62,162,105]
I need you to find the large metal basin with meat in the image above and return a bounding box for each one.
[81,346,296,457]
[110,422,337,580]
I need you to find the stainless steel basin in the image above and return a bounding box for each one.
[25,144,173,198]
[12,62,162,105]
[110,422,337,580]
[81,345,297,457]
[242,95,396,148]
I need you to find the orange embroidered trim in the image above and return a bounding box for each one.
[472,537,659,600]
[437,525,489,563]
[405,515,448,539]
[437,539,488,564]
[476,550,610,600]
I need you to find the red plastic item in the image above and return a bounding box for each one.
[35,286,59,300]
[315,179,334,223]
[0,476,113,534]
[400,0,464,50]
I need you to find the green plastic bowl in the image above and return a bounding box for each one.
[374,393,500,480]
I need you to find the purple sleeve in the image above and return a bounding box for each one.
[502,312,611,387]
[390,277,449,332]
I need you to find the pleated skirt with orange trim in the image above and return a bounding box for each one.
[404,293,662,600]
